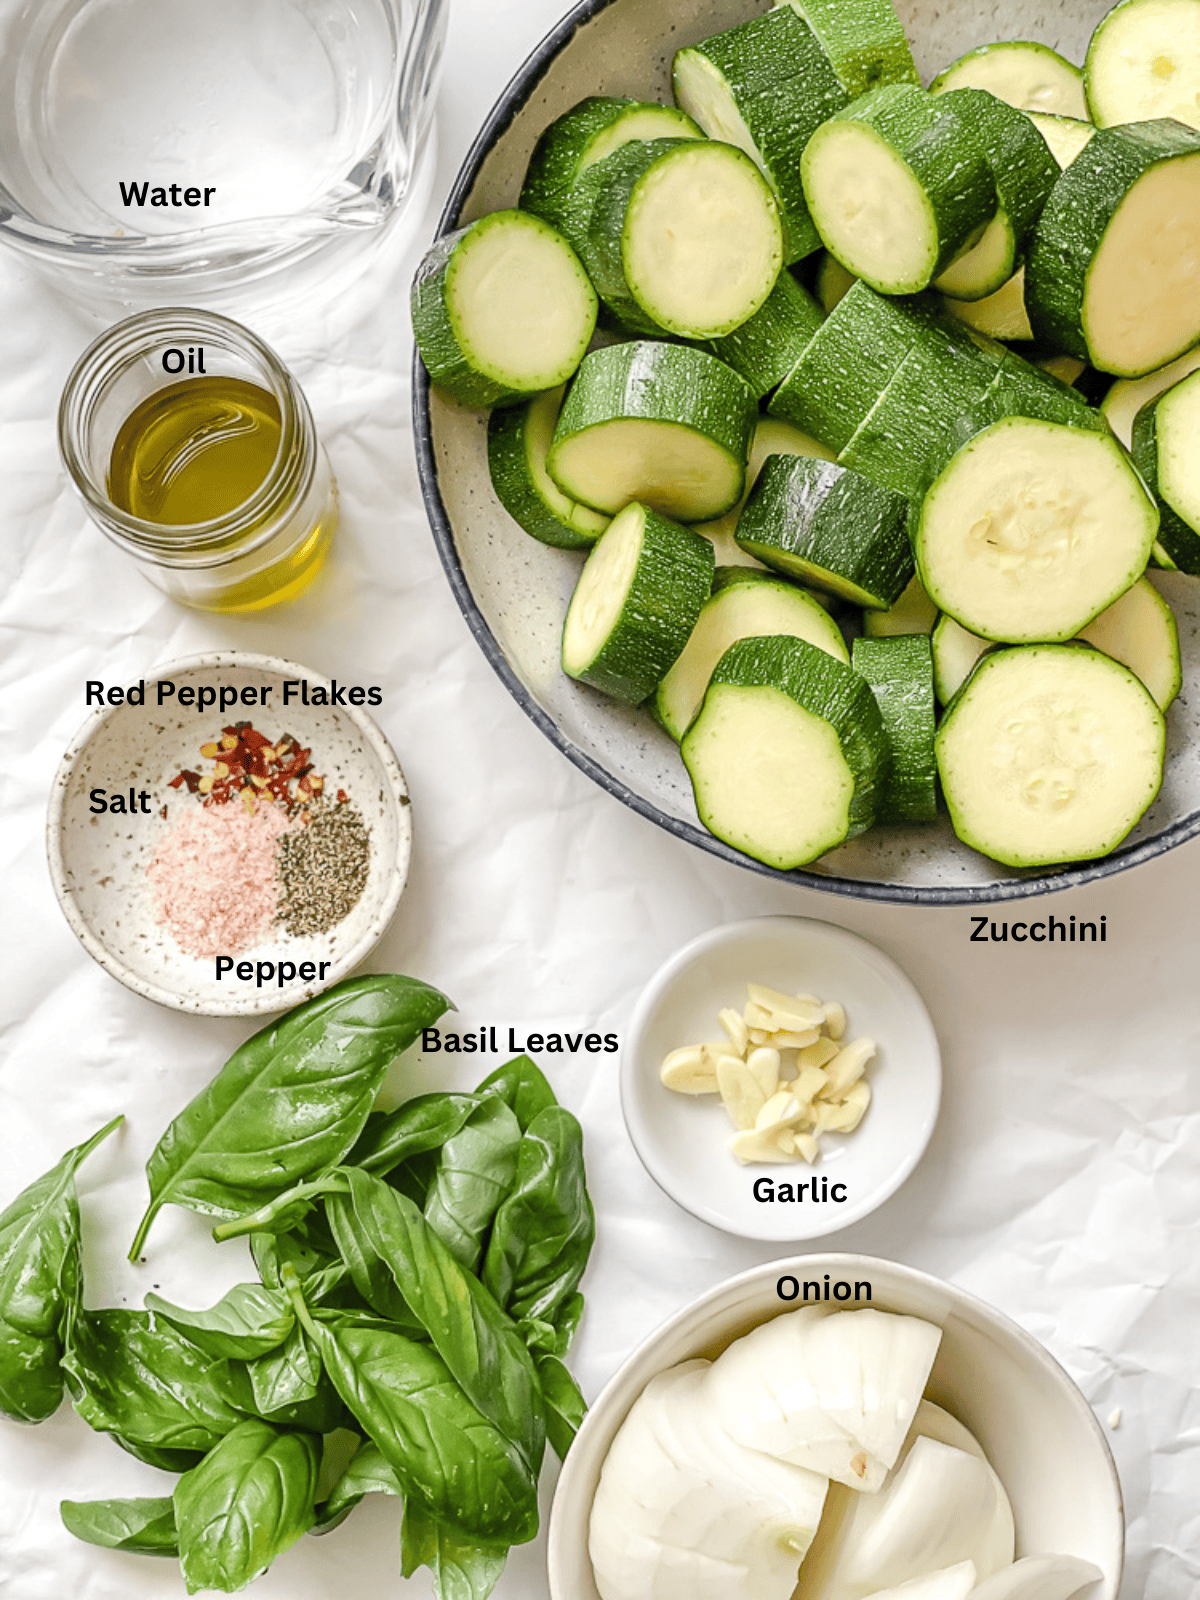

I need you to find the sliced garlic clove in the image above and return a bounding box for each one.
[789,1064,828,1106]
[728,1126,799,1164]
[823,1000,847,1040]
[822,1081,871,1133]
[744,1045,781,1099]
[717,1007,750,1055]
[795,1036,839,1072]
[765,1027,821,1050]
[755,1091,802,1131]
[717,1056,768,1131]
[700,1040,743,1073]
[776,1130,797,1156]
[819,1038,876,1099]
[793,1132,820,1163]
[660,1046,718,1094]
[746,983,827,1032]
[746,1026,775,1047]
[742,1001,774,1031]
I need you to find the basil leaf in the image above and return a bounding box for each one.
[519,1289,585,1358]
[130,975,451,1258]
[335,1170,546,1475]
[0,1115,122,1422]
[300,1311,539,1546]
[423,1097,522,1271]
[481,1107,594,1333]
[112,1435,206,1473]
[535,1352,588,1460]
[61,1495,178,1556]
[401,1498,508,1600]
[326,1190,424,1334]
[311,1439,401,1535]
[174,1420,319,1593]
[231,1323,344,1434]
[349,1092,480,1175]
[476,1055,557,1131]
[62,1307,245,1454]
[145,1283,294,1360]
[252,1227,349,1304]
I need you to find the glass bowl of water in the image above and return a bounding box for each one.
[0,0,447,313]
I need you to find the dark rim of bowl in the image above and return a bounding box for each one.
[411,0,1200,906]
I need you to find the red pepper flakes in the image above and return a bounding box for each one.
[170,723,329,816]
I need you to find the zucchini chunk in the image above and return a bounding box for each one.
[1026,112,1097,169]
[1085,0,1200,132]
[681,636,889,867]
[936,645,1165,867]
[1100,345,1200,446]
[1025,120,1200,376]
[698,415,835,548]
[561,502,715,702]
[931,41,1088,118]
[1130,370,1200,573]
[520,96,702,250]
[852,634,938,822]
[735,454,913,608]
[777,0,920,97]
[980,347,1104,430]
[862,573,937,638]
[673,8,849,263]
[412,211,597,409]
[580,138,783,338]
[943,268,1034,341]
[488,388,610,550]
[931,613,992,703]
[1077,576,1182,709]
[548,343,757,521]
[916,416,1158,642]
[655,567,849,740]
[801,84,996,294]
[705,271,825,400]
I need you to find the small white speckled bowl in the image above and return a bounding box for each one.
[47,651,413,1016]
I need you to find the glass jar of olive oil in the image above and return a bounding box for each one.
[58,309,337,612]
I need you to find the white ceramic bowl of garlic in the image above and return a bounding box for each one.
[621,917,942,1240]
[546,1253,1123,1600]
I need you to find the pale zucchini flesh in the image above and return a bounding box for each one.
[933,211,1017,300]
[1100,344,1200,447]
[1026,112,1097,169]
[1129,374,1200,572]
[697,415,835,551]
[931,41,1088,118]
[931,613,992,703]
[916,417,1158,642]
[1077,575,1182,709]
[1085,0,1200,131]
[1152,367,1200,529]
[943,268,1034,341]
[862,573,938,638]
[936,645,1165,867]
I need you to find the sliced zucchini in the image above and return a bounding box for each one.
[981,347,1104,430]
[681,635,889,866]
[916,416,1158,642]
[673,8,849,263]
[561,501,715,702]
[1085,0,1200,132]
[735,454,913,607]
[770,279,937,450]
[654,567,849,739]
[862,573,937,638]
[931,613,992,703]
[801,84,996,295]
[697,415,835,548]
[1026,112,1097,169]
[931,41,1088,118]
[933,88,1059,300]
[1130,371,1200,573]
[549,343,757,521]
[1077,575,1182,708]
[412,211,597,408]
[777,0,920,96]
[581,138,784,338]
[851,634,937,822]
[943,267,1034,341]
[936,644,1165,867]
[519,96,702,251]
[706,270,825,400]
[1025,119,1200,376]
[487,388,609,549]
[815,251,857,311]
[1102,344,1200,446]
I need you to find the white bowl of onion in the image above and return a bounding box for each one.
[547,1254,1123,1600]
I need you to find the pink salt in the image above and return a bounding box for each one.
[147,802,295,959]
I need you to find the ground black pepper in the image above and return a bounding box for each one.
[275,800,371,937]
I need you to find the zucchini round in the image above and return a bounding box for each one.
[862,573,937,638]
[1077,575,1182,709]
[851,633,938,822]
[1085,0,1200,132]
[488,388,610,550]
[931,41,1088,118]
[1101,345,1200,447]
[705,270,825,401]
[779,0,920,97]
[1130,372,1200,573]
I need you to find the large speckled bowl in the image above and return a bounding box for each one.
[414,0,1200,904]
[47,652,412,1016]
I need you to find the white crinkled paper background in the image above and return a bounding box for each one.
[1,1,1198,1595]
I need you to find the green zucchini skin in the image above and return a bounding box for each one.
[735,454,914,607]
[779,0,920,97]
[487,389,610,550]
[982,348,1105,431]
[682,635,890,861]
[851,633,938,822]
[549,342,757,520]
[561,504,715,702]
[411,212,596,408]
[939,87,1059,244]
[672,8,850,263]
[802,84,997,292]
[1025,119,1200,373]
[1131,396,1200,573]
[520,96,702,250]
[704,271,825,399]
